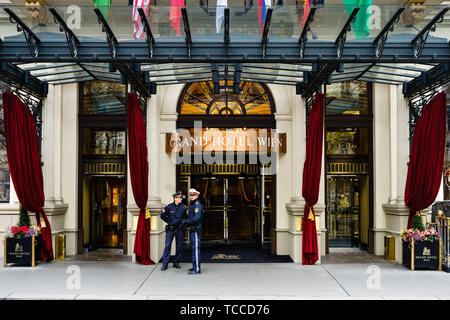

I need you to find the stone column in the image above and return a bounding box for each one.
[41,84,69,253]
[148,94,165,263]
[286,94,305,263]
[286,93,325,264]
[382,84,411,262]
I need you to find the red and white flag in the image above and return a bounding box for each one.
[133,0,151,40]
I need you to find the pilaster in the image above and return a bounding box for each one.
[380,84,414,262]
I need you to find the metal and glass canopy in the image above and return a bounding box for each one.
[0,1,448,101]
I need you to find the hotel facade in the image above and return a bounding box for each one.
[0,0,449,264]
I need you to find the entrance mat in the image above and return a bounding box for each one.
[161,241,293,263]
[66,249,132,262]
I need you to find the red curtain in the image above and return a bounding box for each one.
[127,93,154,265]
[404,92,447,228]
[302,93,324,265]
[3,92,53,261]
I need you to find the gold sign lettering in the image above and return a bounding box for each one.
[166,129,286,154]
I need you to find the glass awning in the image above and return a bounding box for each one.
[0,2,448,100]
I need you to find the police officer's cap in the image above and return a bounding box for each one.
[189,188,200,195]
[172,191,185,198]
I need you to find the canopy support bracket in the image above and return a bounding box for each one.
[411,8,449,58]
[335,7,359,58]
[262,8,273,59]
[298,7,316,58]
[138,7,155,58]
[181,8,192,59]
[49,8,80,58]
[301,62,339,101]
[94,8,118,58]
[373,7,405,58]
[4,8,41,58]
[115,62,151,98]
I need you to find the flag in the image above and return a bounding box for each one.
[302,0,323,26]
[302,0,310,26]
[343,0,372,39]
[133,0,151,40]
[170,0,184,36]
[258,0,271,34]
[93,0,111,19]
[216,0,227,33]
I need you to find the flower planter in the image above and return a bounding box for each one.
[402,239,441,271]
[3,235,41,267]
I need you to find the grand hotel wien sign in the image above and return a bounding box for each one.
[166,128,286,154]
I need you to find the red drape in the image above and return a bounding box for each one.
[128,93,154,265]
[404,92,447,228]
[301,93,324,265]
[3,92,53,261]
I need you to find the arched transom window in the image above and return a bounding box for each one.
[179,81,274,115]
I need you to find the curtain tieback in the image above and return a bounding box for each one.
[308,207,315,221]
[145,206,151,219]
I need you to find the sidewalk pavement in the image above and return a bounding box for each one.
[0,260,449,300]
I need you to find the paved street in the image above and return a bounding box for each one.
[0,260,449,300]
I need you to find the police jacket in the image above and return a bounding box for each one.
[186,199,203,228]
[160,202,187,226]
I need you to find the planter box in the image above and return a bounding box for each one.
[402,239,441,271]
[3,236,41,267]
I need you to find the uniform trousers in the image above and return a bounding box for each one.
[189,230,201,273]
[162,228,183,266]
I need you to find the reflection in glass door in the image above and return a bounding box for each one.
[228,177,258,240]
[190,175,269,244]
[193,177,225,241]
[90,176,126,248]
[326,176,360,247]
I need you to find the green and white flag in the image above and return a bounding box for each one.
[93,0,111,19]
[343,0,372,39]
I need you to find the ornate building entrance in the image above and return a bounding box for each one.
[174,81,278,253]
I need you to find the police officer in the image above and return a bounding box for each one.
[185,188,203,275]
[160,191,187,271]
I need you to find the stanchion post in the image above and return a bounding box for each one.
[31,235,35,268]
[3,236,6,268]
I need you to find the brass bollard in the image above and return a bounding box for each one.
[31,235,35,268]
[55,234,66,260]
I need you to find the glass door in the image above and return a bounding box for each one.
[90,176,126,248]
[193,177,225,241]
[227,176,258,241]
[192,175,261,242]
[326,176,360,247]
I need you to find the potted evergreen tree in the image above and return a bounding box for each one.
[401,213,441,271]
[3,205,42,267]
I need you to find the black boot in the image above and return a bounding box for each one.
[188,270,201,275]
[173,264,181,269]
[161,265,168,271]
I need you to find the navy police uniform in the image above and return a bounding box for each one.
[185,190,203,274]
[160,192,187,269]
